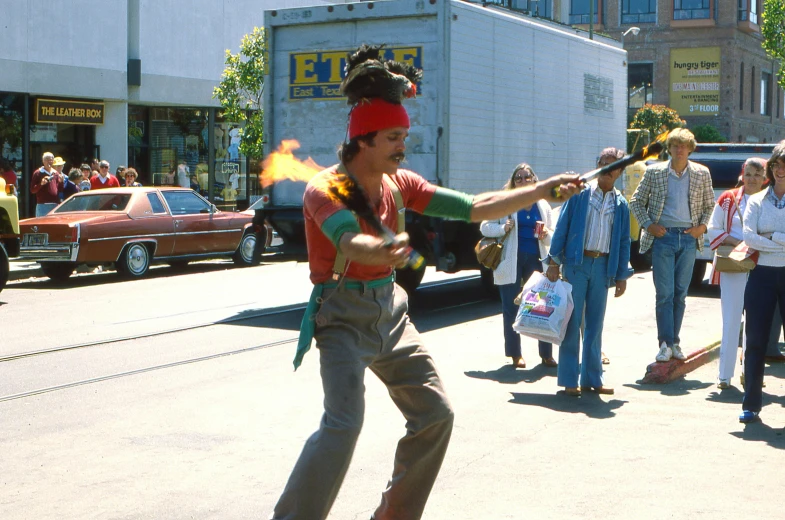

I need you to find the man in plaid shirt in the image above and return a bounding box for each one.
[629,128,714,363]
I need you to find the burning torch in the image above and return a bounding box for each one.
[328,172,425,270]
[552,131,669,198]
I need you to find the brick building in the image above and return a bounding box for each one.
[484,0,782,143]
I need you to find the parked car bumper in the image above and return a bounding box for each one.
[20,242,79,262]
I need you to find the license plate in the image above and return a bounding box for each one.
[26,233,48,246]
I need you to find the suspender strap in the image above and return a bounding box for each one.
[332,173,403,278]
[383,174,405,234]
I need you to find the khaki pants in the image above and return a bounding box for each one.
[272,282,454,520]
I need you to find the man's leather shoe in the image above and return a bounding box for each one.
[581,386,614,395]
[765,353,785,362]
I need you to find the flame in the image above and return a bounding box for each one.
[327,173,356,205]
[260,139,324,189]
[640,130,670,160]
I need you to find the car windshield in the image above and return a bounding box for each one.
[55,193,132,213]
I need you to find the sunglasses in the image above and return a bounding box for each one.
[514,174,535,182]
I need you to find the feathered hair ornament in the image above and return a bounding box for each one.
[340,44,423,105]
[340,44,423,141]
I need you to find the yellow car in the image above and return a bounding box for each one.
[0,177,20,293]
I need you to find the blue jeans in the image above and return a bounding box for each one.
[651,228,697,347]
[499,251,552,360]
[557,256,609,388]
[35,203,57,217]
[743,266,785,413]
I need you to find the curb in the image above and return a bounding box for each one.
[8,265,42,281]
[641,340,721,384]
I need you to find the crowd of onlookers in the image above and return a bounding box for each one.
[29,153,135,216]
[483,129,785,424]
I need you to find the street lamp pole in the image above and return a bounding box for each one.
[621,26,641,47]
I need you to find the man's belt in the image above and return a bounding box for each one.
[293,273,396,370]
[583,250,608,258]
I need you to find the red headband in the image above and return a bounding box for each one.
[348,98,410,140]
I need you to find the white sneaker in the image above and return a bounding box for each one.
[655,342,672,362]
[672,344,686,361]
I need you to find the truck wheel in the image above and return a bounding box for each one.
[117,243,150,278]
[233,232,257,266]
[396,264,426,295]
[690,260,707,288]
[0,244,8,293]
[40,262,75,282]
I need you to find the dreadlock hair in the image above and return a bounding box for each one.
[338,131,377,164]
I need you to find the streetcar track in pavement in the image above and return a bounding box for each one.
[0,337,299,403]
[0,303,308,363]
[0,275,491,402]
[0,275,483,364]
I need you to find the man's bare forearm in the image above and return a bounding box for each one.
[469,174,580,222]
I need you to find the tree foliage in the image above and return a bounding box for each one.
[690,124,726,143]
[629,104,685,141]
[762,0,785,90]
[213,27,269,159]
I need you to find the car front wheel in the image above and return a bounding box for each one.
[233,232,257,267]
[40,262,75,282]
[117,243,151,278]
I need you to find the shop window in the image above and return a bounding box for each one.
[622,0,657,24]
[148,108,208,192]
[738,0,759,24]
[569,0,599,24]
[673,0,710,20]
[128,105,150,186]
[761,71,771,116]
[213,112,261,211]
[628,63,653,109]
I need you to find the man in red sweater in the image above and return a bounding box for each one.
[90,160,121,190]
[30,152,63,216]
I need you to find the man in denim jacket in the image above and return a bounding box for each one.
[546,147,634,396]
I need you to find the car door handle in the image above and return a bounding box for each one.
[174,219,184,226]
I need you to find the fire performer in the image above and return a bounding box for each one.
[270,44,581,520]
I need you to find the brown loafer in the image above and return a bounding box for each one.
[564,387,581,396]
[765,354,785,362]
[511,357,526,369]
[541,357,558,367]
[581,386,615,395]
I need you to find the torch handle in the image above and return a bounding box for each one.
[550,149,652,199]
[380,227,425,270]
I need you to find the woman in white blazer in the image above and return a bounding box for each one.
[480,164,556,369]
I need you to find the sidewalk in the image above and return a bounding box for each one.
[7,259,42,281]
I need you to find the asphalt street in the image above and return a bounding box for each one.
[2,262,785,519]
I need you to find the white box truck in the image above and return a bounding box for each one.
[260,0,628,291]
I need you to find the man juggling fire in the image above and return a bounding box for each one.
[270,44,582,520]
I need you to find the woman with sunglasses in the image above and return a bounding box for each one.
[739,141,785,423]
[480,163,557,369]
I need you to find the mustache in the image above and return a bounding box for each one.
[389,153,406,163]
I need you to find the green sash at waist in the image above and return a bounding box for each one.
[293,273,395,370]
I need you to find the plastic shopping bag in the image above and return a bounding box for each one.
[512,272,574,345]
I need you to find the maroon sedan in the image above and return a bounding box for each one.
[19,187,260,281]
